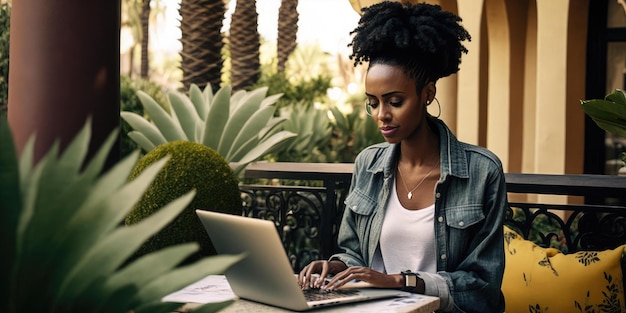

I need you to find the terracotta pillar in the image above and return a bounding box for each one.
[8,1,121,168]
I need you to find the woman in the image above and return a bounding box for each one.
[298,2,507,312]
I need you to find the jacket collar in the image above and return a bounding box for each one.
[365,118,469,180]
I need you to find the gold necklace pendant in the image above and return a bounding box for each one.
[398,159,440,200]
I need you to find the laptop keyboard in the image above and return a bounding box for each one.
[303,288,360,302]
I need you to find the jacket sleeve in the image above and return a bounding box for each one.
[437,163,507,312]
[329,154,369,268]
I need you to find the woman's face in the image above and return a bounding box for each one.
[365,63,430,144]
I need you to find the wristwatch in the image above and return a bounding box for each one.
[401,270,418,291]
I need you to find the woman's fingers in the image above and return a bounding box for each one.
[298,261,329,289]
[298,264,314,289]
[323,267,358,290]
[323,267,379,291]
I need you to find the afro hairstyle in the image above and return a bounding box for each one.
[349,1,471,83]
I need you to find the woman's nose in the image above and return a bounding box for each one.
[376,104,390,120]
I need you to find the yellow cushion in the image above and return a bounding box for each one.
[502,225,625,313]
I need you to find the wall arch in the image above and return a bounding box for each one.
[565,0,589,176]
[484,0,512,170]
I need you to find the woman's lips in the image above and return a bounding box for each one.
[380,126,397,136]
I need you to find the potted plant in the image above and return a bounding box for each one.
[121,83,297,174]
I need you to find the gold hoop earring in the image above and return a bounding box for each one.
[364,100,372,116]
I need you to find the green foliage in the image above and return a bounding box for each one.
[282,43,336,82]
[581,89,626,138]
[0,116,241,312]
[581,89,626,164]
[328,104,385,163]
[263,101,384,164]
[120,75,168,158]
[254,72,332,112]
[125,141,243,263]
[270,103,333,162]
[121,83,297,174]
[0,3,10,112]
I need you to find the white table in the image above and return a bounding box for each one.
[166,275,440,313]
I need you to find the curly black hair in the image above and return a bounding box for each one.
[349,1,471,86]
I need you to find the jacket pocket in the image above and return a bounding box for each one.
[445,204,485,229]
[344,188,377,216]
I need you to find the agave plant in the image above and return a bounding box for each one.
[581,89,626,164]
[0,116,242,313]
[121,83,297,173]
[272,103,333,162]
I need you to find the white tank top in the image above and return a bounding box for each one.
[371,179,437,274]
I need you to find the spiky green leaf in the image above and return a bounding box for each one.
[218,88,268,155]
[90,244,199,311]
[135,254,244,305]
[229,89,247,113]
[137,91,187,141]
[189,84,207,119]
[223,104,275,159]
[128,131,157,152]
[0,114,20,311]
[56,190,196,304]
[203,83,214,106]
[236,131,297,166]
[203,85,231,148]
[169,91,201,141]
[121,111,168,147]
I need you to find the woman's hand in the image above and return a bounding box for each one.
[298,260,347,289]
[323,266,403,291]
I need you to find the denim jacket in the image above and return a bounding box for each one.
[330,118,506,313]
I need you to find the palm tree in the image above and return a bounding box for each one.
[229,0,260,91]
[140,0,151,78]
[277,0,298,73]
[179,0,225,91]
[122,0,141,76]
[122,0,163,78]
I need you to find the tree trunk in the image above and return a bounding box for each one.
[277,0,298,73]
[7,0,121,169]
[140,0,150,78]
[179,0,225,92]
[229,0,260,92]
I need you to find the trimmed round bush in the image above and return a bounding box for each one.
[125,140,242,263]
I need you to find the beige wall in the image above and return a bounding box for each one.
[349,0,591,204]
[349,0,590,179]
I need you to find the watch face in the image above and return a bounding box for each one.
[404,274,417,287]
[405,273,417,288]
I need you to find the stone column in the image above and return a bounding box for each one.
[456,0,486,146]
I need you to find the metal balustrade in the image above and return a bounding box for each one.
[239,162,626,271]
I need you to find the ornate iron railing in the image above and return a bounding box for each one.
[239,162,626,271]
[506,203,626,253]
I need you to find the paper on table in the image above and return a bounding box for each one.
[164,274,440,313]
[162,275,237,304]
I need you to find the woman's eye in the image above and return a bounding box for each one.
[389,99,402,107]
[366,99,379,108]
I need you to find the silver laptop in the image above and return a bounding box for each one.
[195,210,408,311]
